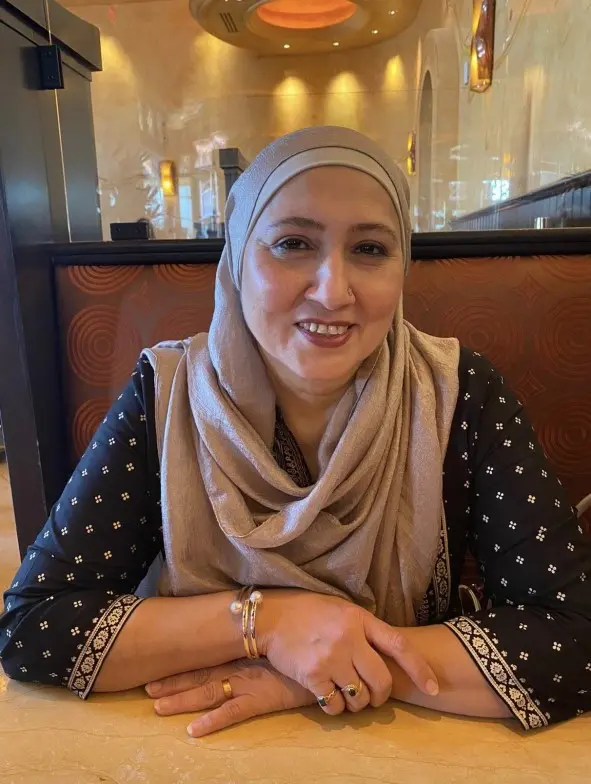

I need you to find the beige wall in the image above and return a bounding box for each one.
[72,0,591,237]
[452,0,591,222]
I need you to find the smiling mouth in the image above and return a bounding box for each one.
[297,321,352,336]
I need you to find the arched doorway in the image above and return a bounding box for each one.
[418,71,434,232]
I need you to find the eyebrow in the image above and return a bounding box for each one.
[268,217,400,245]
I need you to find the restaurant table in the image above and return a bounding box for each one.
[1,666,589,784]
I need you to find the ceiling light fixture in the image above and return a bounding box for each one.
[283,43,291,48]
[190,1,422,55]
[257,0,356,30]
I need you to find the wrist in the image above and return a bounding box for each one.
[255,589,283,658]
[254,588,306,658]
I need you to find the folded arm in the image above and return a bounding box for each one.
[393,352,591,729]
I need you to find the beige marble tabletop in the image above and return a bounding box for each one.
[0,668,589,784]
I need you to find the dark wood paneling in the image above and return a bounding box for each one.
[0,24,55,243]
[44,0,101,71]
[52,238,226,265]
[0,23,69,522]
[0,171,50,554]
[58,62,102,242]
[2,0,101,70]
[413,228,591,259]
[0,6,100,556]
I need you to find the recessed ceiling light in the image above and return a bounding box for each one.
[371,29,379,35]
[333,41,340,46]
[283,43,291,49]
[389,9,397,14]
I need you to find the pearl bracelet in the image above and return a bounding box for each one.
[230,586,263,659]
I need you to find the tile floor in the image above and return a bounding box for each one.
[0,459,19,594]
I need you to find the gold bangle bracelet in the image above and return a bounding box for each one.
[241,594,256,659]
[230,586,262,660]
[238,589,263,660]
[248,595,259,659]
[248,589,263,659]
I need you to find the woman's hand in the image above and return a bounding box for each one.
[146,660,315,738]
[257,590,439,715]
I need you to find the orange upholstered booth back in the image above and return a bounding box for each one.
[54,254,591,531]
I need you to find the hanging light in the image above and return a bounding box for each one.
[469,0,496,93]
[159,161,177,197]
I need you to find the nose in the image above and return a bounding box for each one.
[305,248,351,311]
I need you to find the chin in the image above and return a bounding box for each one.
[291,357,359,386]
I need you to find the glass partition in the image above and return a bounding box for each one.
[59,0,590,238]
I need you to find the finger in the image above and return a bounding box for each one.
[146,668,214,698]
[154,680,226,716]
[353,646,393,708]
[187,695,258,738]
[335,670,370,714]
[308,680,346,716]
[365,617,439,696]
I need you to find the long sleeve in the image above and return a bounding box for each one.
[0,358,162,698]
[444,350,591,730]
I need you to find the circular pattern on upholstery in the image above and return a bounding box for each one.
[436,257,513,287]
[67,306,141,386]
[73,397,111,458]
[67,265,142,294]
[537,298,591,379]
[151,306,214,345]
[537,254,591,283]
[442,299,524,370]
[153,264,217,292]
[537,395,591,477]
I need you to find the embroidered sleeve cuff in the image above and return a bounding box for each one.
[444,616,549,730]
[67,594,144,699]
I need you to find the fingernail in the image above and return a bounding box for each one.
[186,723,196,737]
[426,679,439,696]
[147,681,162,696]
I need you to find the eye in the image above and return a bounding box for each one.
[272,237,312,254]
[354,241,388,257]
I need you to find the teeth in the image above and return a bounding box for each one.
[300,322,349,336]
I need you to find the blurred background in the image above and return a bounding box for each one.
[53,0,591,238]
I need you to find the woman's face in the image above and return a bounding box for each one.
[241,166,404,393]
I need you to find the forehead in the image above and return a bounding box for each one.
[258,166,398,226]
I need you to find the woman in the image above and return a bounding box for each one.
[1,127,590,738]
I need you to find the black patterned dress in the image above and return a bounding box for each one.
[2,348,590,730]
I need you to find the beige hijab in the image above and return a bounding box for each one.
[144,126,459,626]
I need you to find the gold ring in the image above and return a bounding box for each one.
[316,687,338,708]
[341,680,363,699]
[221,678,233,701]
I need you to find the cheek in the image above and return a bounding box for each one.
[357,269,403,327]
[241,258,300,334]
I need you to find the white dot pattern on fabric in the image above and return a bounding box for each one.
[1,350,589,729]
